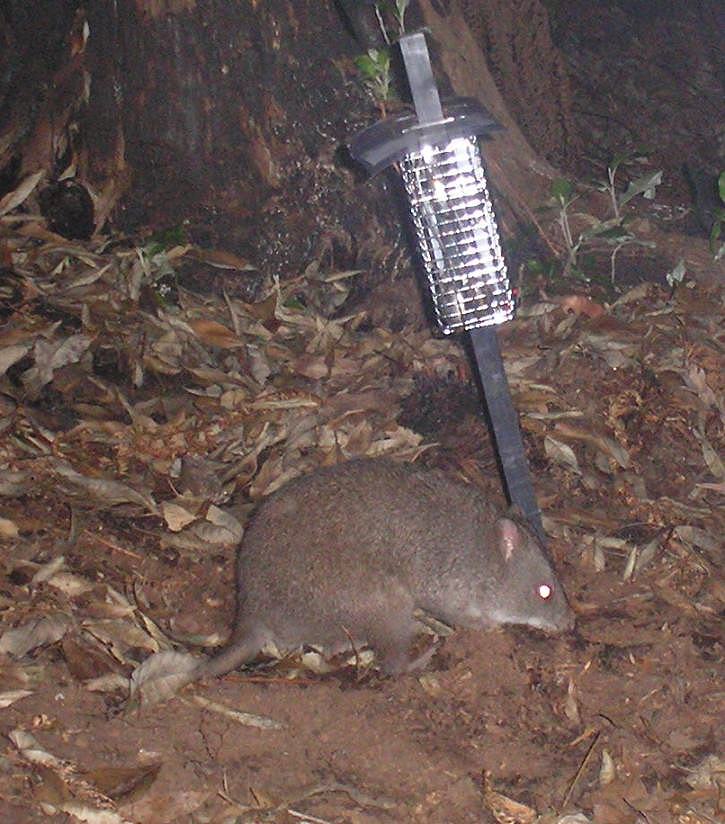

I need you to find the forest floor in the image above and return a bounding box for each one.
[0,212,722,823]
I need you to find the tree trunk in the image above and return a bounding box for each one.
[5,1,716,286]
[1,1,581,272]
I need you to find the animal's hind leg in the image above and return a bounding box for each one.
[353,582,420,674]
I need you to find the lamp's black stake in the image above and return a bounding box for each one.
[468,325,543,538]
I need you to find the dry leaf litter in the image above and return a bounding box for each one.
[0,216,723,823]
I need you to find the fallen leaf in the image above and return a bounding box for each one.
[544,435,581,473]
[189,318,244,349]
[190,694,285,729]
[0,516,19,538]
[559,294,607,317]
[0,613,73,657]
[161,501,197,532]
[81,763,161,802]
[0,343,32,376]
[128,650,200,706]
[0,170,44,215]
[0,689,33,708]
[22,334,94,398]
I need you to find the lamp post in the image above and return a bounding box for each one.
[349,31,544,539]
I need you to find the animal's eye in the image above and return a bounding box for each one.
[538,584,552,600]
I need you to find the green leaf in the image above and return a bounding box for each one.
[354,55,378,79]
[666,259,686,287]
[608,152,628,175]
[578,217,625,241]
[525,257,556,277]
[551,178,574,201]
[392,0,410,27]
[148,224,187,250]
[619,170,662,207]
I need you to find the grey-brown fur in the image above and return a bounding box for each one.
[198,458,574,678]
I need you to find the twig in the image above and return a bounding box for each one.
[562,729,601,809]
[86,531,144,560]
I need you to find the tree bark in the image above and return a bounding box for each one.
[2,2,574,247]
[4,1,717,285]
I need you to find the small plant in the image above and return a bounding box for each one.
[595,152,661,222]
[547,179,582,276]
[377,0,410,42]
[146,223,188,256]
[543,154,661,285]
[353,1,409,109]
[354,47,392,107]
[709,170,725,260]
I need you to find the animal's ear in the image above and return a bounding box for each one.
[495,517,522,562]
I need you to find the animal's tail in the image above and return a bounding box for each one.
[195,630,265,679]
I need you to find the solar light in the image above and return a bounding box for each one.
[349,31,544,537]
[402,133,515,333]
[349,37,512,335]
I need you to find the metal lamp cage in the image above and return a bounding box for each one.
[400,134,513,334]
[349,97,513,335]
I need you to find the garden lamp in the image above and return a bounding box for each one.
[349,31,544,538]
